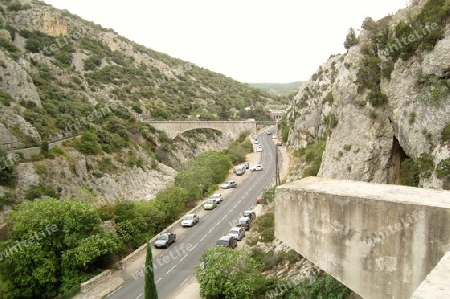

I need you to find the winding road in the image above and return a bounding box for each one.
[108,130,278,299]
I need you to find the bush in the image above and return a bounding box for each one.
[441,122,450,142]
[344,27,359,49]
[254,213,274,243]
[25,184,58,200]
[436,158,450,179]
[74,131,102,155]
[366,90,388,107]
[294,139,326,177]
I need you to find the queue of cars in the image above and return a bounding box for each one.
[215,209,258,249]
[155,131,270,250]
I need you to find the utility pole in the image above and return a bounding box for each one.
[275,144,281,186]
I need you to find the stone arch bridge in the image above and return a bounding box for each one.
[143,120,262,139]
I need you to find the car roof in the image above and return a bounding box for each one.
[229,227,242,231]
[239,216,250,221]
[219,236,231,240]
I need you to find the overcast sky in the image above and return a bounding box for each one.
[43,0,408,83]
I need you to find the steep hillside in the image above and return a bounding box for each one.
[284,0,450,190]
[0,0,277,206]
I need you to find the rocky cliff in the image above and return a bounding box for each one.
[285,0,450,190]
[0,0,274,208]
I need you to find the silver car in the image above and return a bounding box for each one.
[181,213,199,227]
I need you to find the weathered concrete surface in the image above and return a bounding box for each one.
[411,251,450,299]
[274,177,450,299]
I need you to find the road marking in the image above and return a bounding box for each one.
[156,278,162,284]
[135,293,143,299]
[166,265,176,274]
[180,252,189,262]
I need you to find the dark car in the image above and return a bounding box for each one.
[154,232,176,249]
[243,210,256,222]
[216,236,237,249]
[237,216,251,231]
[243,162,250,169]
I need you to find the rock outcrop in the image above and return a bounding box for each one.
[286,0,450,189]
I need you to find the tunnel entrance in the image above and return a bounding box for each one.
[387,136,408,184]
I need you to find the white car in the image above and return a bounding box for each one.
[220,180,237,189]
[256,147,263,152]
[181,213,200,227]
[251,164,264,171]
[210,193,224,204]
[228,227,245,241]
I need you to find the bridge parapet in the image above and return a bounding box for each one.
[275,177,450,299]
[143,120,257,139]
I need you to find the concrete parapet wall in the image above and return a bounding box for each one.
[410,251,450,298]
[80,270,112,293]
[274,176,450,299]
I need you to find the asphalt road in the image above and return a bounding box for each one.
[108,130,278,299]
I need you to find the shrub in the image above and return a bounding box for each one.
[0,192,15,208]
[366,90,388,107]
[74,131,102,155]
[344,27,359,49]
[25,184,58,200]
[254,213,274,243]
[441,123,450,142]
[400,158,419,187]
[436,158,450,179]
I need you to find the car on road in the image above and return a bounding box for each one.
[220,180,237,189]
[237,216,251,231]
[277,141,282,146]
[243,162,250,169]
[266,131,272,135]
[272,135,277,139]
[256,147,263,152]
[235,165,246,176]
[154,232,176,249]
[256,195,262,204]
[243,210,256,222]
[251,164,264,171]
[210,193,224,204]
[203,199,217,210]
[216,236,238,249]
[180,213,200,227]
[228,227,245,241]
[253,139,259,144]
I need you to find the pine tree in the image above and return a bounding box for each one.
[144,242,158,299]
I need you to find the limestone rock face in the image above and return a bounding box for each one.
[286,2,450,189]
[0,51,41,107]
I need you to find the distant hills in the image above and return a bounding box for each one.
[249,81,305,95]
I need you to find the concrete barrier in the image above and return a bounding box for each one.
[275,176,450,299]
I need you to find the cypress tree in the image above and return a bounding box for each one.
[144,242,158,299]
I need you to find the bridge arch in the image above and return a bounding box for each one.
[143,120,257,139]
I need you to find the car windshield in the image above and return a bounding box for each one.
[211,194,220,199]
[158,234,168,240]
[184,215,193,220]
[205,199,213,204]
[229,229,239,234]
[243,212,250,216]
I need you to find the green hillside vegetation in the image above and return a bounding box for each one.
[249,81,304,95]
[0,1,282,205]
[0,137,254,297]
